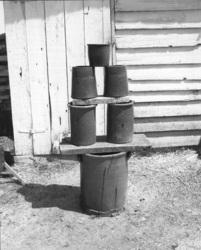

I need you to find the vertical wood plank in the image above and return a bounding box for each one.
[64,1,85,132]
[84,0,105,135]
[64,1,85,101]
[4,1,33,155]
[110,0,116,65]
[45,1,68,144]
[25,1,51,155]
[103,0,112,132]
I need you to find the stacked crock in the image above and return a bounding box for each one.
[70,44,134,216]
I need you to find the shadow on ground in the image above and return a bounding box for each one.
[17,184,83,214]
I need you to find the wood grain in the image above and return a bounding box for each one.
[129,80,201,92]
[115,0,201,12]
[116,46,201,65]
[25,1,51,155]
[127,65,201,81]
[116,29,201,48]
[45,1,68,145]
[3,1,33,155]
[134,116,201,132]
[115,10,201,29]
[60,134,151,155]
[134,101,201,118]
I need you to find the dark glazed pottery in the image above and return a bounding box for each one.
[88,44,110,66]
[69,104,96,146]
[104,65,129,97]
[71,66,97,99]
[80,152,128,216]
[107,101,134,144]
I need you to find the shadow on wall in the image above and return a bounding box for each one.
[3,0,104,24]
[17,183,84,214]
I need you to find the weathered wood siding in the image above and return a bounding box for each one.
[115,0,201,147]
[4,0,111,155]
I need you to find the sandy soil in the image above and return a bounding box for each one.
[1,148,201,250]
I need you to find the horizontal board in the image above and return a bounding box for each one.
[115,29,201,48]
[146,131,201,148]
[115,0,201,12]
[0,85,9,91]
[116,46,201,65]
[129,80,201,92]
[60,134,151,155]
[134,116,201,132]
[0,65,7,70]
[115,10,201,29]
[0,77,8,83]
[127,65,201,80]
[0,95,9,100]
[0,71,8,77]
[134,101,201,118]
[0,55,7,63]
[130,90,201,102]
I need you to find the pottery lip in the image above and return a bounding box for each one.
[108,100,134,106]
[68,102,96,108]
[84,151,127,158]
[88,44,110,47]
[105,65,126,68]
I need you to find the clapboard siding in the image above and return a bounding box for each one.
[129,81,201,92]
[130,90,201,103]
[115,1,201,147]
[134,101,201,118]
[134,116,201,132]
[115,10,201,30]
[115,0,201,12]
[116,29,201,48]
[147,131,201,148]
[127,65,201,81]
[117,46,201,65]
[4,0,112,155]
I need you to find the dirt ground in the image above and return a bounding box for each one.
[1,148,201,250]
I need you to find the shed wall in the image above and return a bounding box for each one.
[4,0,111,155]
[115,0,201,147]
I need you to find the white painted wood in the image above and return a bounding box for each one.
[25,1,51,155]
[103,0,111,44]
[127,65,201,81]
[64,1,85,134]
[3,1,33,155]
[84,0,105,135]
[147,131,201,148]
[134,116,201,132]
[115,0,201,12]
[129,81,201,92]
[65,1,85,102]
[134,101,201,118]
[103,0,112,65]
[110,0,116,65]
[130,90,201,103]
[0,1,5,34]
[116,46,201,65]
[115,10,201,29]
[45,1,68,145]
[116,29,201,48]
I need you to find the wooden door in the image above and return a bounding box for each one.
[4,0,112,155]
